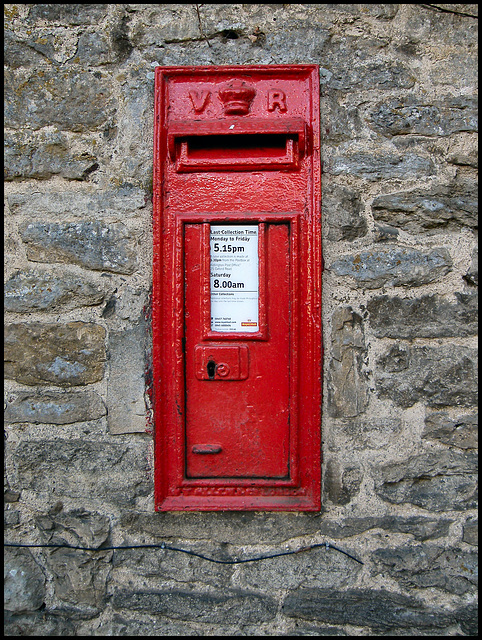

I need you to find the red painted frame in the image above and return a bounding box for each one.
[152,65,322,511]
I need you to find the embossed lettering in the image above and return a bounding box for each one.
[267,89,287,112]
[189,90,211,113]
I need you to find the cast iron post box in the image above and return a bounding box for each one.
[153,65,322,511]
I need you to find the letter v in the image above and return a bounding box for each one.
[189,90,211,113]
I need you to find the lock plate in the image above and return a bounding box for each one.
[194,345,249,380]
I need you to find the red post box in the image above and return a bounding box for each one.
[153,65,322,511]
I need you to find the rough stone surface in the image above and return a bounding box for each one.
[367,292,478,338]
[5,68,115,132]
[4,390,107,425]
[282,588,463,631]
[374,450,478,511]
[4,129,100,181]
[4,548,46,613]
[423,412,478,449]
[323,182,367,241]
[330,247,452,289]
[11,439,151,508]
[371,180,478,233]
[4,268,108,313]
[327,308,367,417]
[376,344,478,408]
[112,589,278,624]
[107,319,148,434]
[19,221,137,274]
[372,544,478,595]
[369,96,478,138]
[324,460,363,506]
[36,509,112,610]
[463,518,478,546]
[4,322,106,386]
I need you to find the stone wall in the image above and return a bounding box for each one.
[4,4,478,635]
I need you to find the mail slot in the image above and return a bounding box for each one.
[152,65,322,511]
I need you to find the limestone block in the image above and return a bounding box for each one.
[374,450,478,511]
[376,344,478,408]
[367,292,478,338]
[4,322,106,386]
[4,269,107,313]
[5,67,114,132]
[372,181,478,233]
[327,308,367,418]
[5,390,107,425]
[423,412,478,449]
[4,548,46,613]
[330,247,452,289]
[107,320,148,434]
[19,221,137,274]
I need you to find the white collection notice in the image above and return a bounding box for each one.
[210,225,259,332]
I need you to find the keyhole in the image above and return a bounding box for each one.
[207,360,216,380]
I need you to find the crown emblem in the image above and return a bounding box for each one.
[218,80,256,115]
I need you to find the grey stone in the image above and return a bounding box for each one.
[118,511,321,546]
[4,547,46,613]
[5,67,114,132]
[3,29,45,68]
[4,129,99,181]
[19,221,137,274]
[367,292,478,338]
[464,245,478,286]
[423,412,478,449]
[376,344,478,408]
[330,152,434,181]
[373,223,400,242]
[4,268,107,313]
[327,308,367,418]
[109,614,201,636]
[4,390,106,425]
[36,508,110,549]
[322,183,367,241]
[329,63,415,92]
[112,543,234,589]
[376,450,478,483]
[7,187,147,219]
[282,588,457,630]
[236,541,362,591]
[4,322,106,387]
[34,509,111,608]
[372,545,478,595]
[463,518,478,546]
[27,4,109,25]
[371,181,478,233]
[112,589,277,624]
[4,612,77,637]
[327,4,399,19]
[75,31,113,65]
[12,439,151,508]
[318,515,452,541]
[369,96,478,137]
[378,474,478,512]
[322,97,357,143]
[107,320,148,434]
[374,450,478,511]
[324,460,363,506]
[336,417,402,450]
[330,247,452,289]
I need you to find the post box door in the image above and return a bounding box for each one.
[184,222,291,479]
